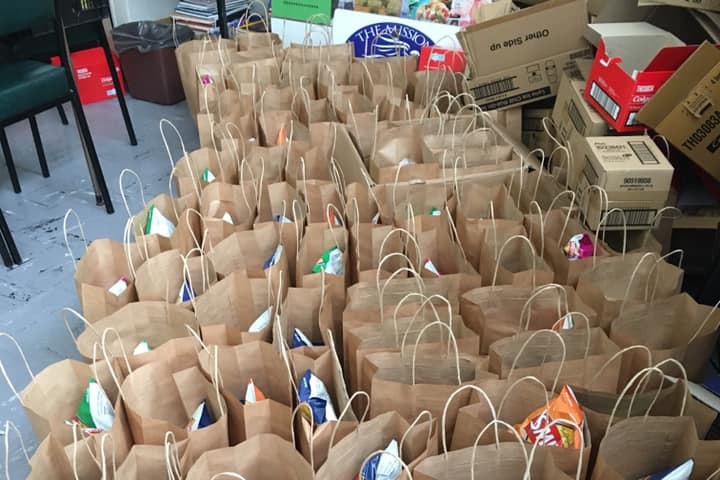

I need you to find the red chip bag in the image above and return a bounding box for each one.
[515,385,584,449]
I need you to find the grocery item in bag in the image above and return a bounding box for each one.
[133,340,151,355]
[178,280,194,303]
[144,204,175,237]
[423,258,441,276]
[264,245,284,270]
[357,439,402,480]
[201,167,216,183]
[311,247,344,275]
[515,385,584,448]
[244,379,267,404]
[298,370,337,424]
[248,306,273,333]
[564,233,594,261]
[292,328,314,348]
[221,212,234,224]
[187,400,214,431]
[108,277,129,296]
[69,379,115,434]
[638,459,694,480]
[275,215,293,224]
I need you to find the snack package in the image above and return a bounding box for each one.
[638,460,694,480]
[291,327,314,348]
[72,379,115,434]
[201,74,214,85]
[178,280,195,303]
[429,207,442,216]
[187,400,214,431]
[221,212,234,224]
[276,125,288,145]
[248,306,272,333]
[553,314,574,331]
[423,258,441,276]
[398,158,416,167]
[515,385,584,449]
[372,212,381,224]
[311,247,344,275]
[357,439,402,480]
[144,204,176,238]
[244,379,267,404]
[563,233,594,261]
[133,340,151,355]
[108,277,128,296]
[263,245,284,270]
[298,369,337,424]
[201,167,216,183]
[274,215,293,224]
[328,209,343,226]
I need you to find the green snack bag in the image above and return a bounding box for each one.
[201,167,216,183]
[144,204,176,238]
[311,246,344,275]
[77,379,114,432]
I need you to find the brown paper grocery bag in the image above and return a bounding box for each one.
[131,195,201,257]
[186,433,313,480]
[197,342,294,445]
[199,181,258,247]
[610,293,720,382]
[317,410,438,480]
[577,251,684,331]
[296,219,348,310]
[68,303,197,361]
[450,378,591,479]
[207,223,288,281]
[460,283,598,355]
[366,321,496,429]
[175,38,235,117]
[592,416,720,479]
[64,211,136,324]
[489,325,621,394]
[533,209,610,287]
[414,418,577,480]
[478,233,554,288]
[114,441,188,480]
[196,270,282,346]
[121,359,229,473]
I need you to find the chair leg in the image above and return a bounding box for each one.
[97,21,137,146]
[29,116,50,178]
[0,130,21,194]
[0,208,21,266]
[68,92,114,214]
[57,104,69,125]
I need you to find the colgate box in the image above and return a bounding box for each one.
[583,23,699,133]
[51,47,124,105]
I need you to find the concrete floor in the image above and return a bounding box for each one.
[0,97,197,475]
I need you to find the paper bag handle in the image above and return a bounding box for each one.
[644,249,684,304]
[3,421,30,480]
[119,169,147,219]
[63,209,88,271]
[378,228,422,274]
[327,390,371,455]
[527,201,546,259]
[508,329,567,394]
[491,234,538,289]
[525,419,584,480]
[550,311,593,360]
[291,401,317,470]
[0,333,35,404]
[379,266,425,326]
[618,252,660,316]
[399,410,434,460]
[400,294,452,349]
[641,206,680,248]
[588,345,653,389]
[411,321,461,386]
[99,432,117,480]
[441,385,498,456]
[210,474,250,480]
[496,375,551,421]
[518,283,568,332]
[471,419,529,480]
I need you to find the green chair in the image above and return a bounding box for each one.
[0,1,113,213]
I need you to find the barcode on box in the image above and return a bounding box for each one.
[583,155,598,186]
[589,82,620,120]
[472,77,517,100]
[603,208,656,227]
[567,99,587,135]
[629,141,659,165]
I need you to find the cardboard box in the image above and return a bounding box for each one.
[637,43,720,181]
[270,0,333,24]
[582,23,705,133]
[457,0,592,110]
[51,47,124,105]
[333,9,460,58]
[553,73,609,141]
[575,135,674,229]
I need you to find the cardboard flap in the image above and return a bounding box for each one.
[585,23,684,73]
[638,42,720,127]
[644,45,702,72]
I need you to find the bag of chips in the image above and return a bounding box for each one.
[564,233,594,261]
[311,247,344,275]
[292,327,314,348]
[144,204,176,238]
[298,370,337,424]
[638,459,693,480]
[357,439,402,480]
[245,379,267,404]
[187,400,214,431]
[515,385,584,449]
[69,379,115,434]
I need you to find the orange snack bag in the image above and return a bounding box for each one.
[276,125,288,145]
[515,385,584,449]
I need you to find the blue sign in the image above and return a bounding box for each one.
[346,21,435,58]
